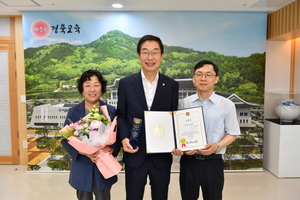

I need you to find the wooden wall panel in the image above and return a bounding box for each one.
[297,0,300,29]
[0,18,19,164]
[0,16,27,165]
[14,16,27,165]
[267,0,300,40]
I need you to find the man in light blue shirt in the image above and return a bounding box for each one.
[173,60,241,200]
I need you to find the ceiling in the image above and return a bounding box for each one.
[0,0,295,16]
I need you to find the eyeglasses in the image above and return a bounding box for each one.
[194,73,217,78]
[140,51,161,57]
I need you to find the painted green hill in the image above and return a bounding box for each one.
[24,29,265,103]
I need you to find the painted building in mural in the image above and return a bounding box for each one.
[108,78,260,128]
[28,103,75,128]
[28,78,260,129]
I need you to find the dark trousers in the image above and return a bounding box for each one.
[76,175,111,200]
[180,154,224,200]
[125,155,171,200]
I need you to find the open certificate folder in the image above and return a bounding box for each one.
[144,107,207,153]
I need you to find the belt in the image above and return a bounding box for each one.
[191,152,222,160]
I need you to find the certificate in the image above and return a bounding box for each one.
[144,107,207,153]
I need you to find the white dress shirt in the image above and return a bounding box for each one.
[141,71,158,110]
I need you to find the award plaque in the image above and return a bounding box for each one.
[144,107,207,153]
[129,118,142,149]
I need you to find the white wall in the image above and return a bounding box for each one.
[265,40,291,118]
[265,39,300,120]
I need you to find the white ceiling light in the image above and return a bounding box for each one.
[112,3,123,8]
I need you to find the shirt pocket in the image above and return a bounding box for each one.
[208,117,224,135]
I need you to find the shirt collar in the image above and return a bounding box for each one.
[192,91,217,104]
[141,70,159,82]
[209,92,218,104]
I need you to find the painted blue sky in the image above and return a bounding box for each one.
[22,11,267,57]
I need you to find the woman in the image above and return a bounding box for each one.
[61,69,120,200]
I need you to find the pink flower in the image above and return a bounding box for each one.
[59,124,74,133]
[59,104,110,139]
[82,117,90,123]
[73,123,84,130]
[89,130,98,138]
[74,130,80,136]
[60,125,70,132]
[90,120,102,129]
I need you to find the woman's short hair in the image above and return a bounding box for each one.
[77,69,107,94]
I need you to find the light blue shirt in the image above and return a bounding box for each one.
[178,92,241,154]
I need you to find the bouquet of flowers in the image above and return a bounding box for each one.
[59,105,122,179]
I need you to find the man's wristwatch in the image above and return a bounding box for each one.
[215,143,220,154]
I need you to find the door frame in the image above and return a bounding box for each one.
[0,18,19,164]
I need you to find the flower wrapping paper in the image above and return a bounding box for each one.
[67,116,122,179]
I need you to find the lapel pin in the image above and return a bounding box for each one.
[162,83,165,86]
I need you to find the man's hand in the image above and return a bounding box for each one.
[172,148,184,156]
[184,149,198,155]
[198,143,218,155]
[122,138,139,153]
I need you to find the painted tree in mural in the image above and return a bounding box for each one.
[24,30,265,104]
[25,30,265,171]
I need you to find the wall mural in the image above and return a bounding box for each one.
[22,11,267,172]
